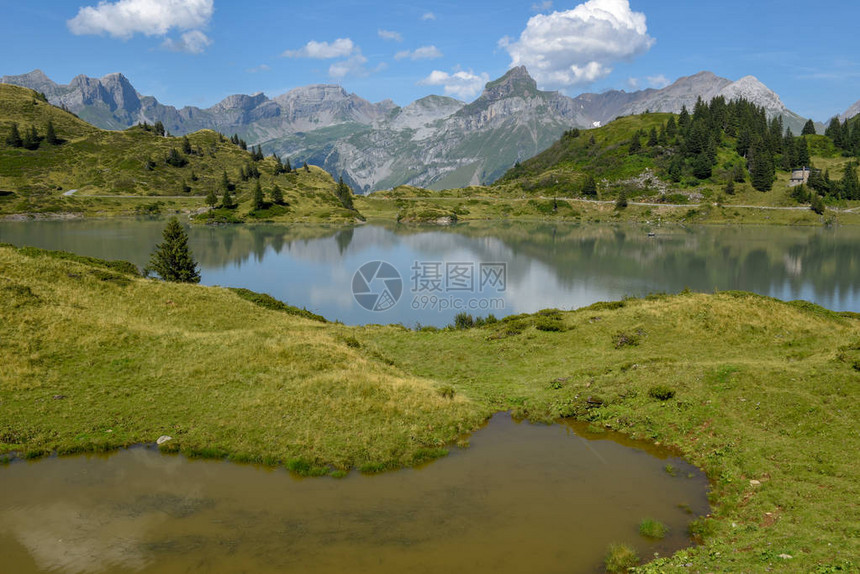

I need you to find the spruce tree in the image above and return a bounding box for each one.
[45,120,60,145]
[252,180,265,211]
[182,136,192,154]
[222,187,235,209]
[5,122,22,147]
[801,119,816,136]
[303,162,310,173]
[205,188,218,208]
[146,217,200,283]
[581,174,597,197]
[335,176,354,210]
[22,126,40,150]
[285,158,292,173]
[615,190,628,210]
[270,184,284,205]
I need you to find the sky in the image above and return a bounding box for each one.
[1,0,858,121]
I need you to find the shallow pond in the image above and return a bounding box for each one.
[2,220,859,326]
[0,414,708,574]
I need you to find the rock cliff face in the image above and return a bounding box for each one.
[841,100,860,121]
[2,68,815,191]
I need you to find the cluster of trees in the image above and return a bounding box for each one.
[5,121,61,149]
[806,162,860,200]
[824,117,860,157]
[273,154,292,175]
[629,97,815,192]
[139,121,167,136]
[204,169,287,211]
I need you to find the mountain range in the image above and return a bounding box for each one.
[3,68,847,193]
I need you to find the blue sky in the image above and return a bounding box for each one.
[1,0,858,120]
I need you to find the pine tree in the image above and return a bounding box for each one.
[153,121,165,137]
[252,180,265,211]
[165,147,188,167]
[749,140,775,192]
[146,217,200,283]
[801,119,816,136]
[724,180,735,195]
[581,174,597,197]
[335,176,354,210]
[285,158,292,173]
[205,188,218,208]
[303,162,310,173]
[22,126,40,150]
[647,127,658,147]
[182,136,192,154]
[45,120,60,145]
[628,133,641,154]
[615,190,628,210]
[810,193,825,215]
[220,170,233,192]
[841,162,859,200]
[665,116,677,139]
[270,184,284,205]
[5,122,22,147]
[221,187,235,209]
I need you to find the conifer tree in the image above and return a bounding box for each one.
[801,119,816,136]
[22,126,40,150]
[205,188,218,208]
[146,217,200,283]
[303,162,310,173]
[182,136,192,154]
[581,174,597,197]
[252,180,265,211]
[45,120,60,145]
[153,121,165,137]
[270,184,284,205]
[335,176,354,210]
[222,187,235,209]
[5,122,22,147]
[285,158,292,173]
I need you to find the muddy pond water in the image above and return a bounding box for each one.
[0,414,708,574]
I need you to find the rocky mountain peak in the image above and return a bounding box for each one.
[718,75,786,112]
[1,69,58,93]
[481,66,539,101]
[840,100,860,121]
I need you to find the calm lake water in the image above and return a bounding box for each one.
[0,414,709,574]
[1,219,859,326]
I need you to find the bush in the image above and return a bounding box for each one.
[604,543,639,573]
[648,385,676,401]
[613,330,642,348]
[639,518,669,539]
[438,385,456,399]
[453,312,475,329]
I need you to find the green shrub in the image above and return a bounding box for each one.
[648,385,676,401]
[453,312,475,329]
[604,543,639,573]
[639,518,668,539]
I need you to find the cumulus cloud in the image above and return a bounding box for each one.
[161,29,211,53]
[394,45,443,61]
[283,38,355,59]
[647,74,670,88]
[421,12,436,21]
[419,69,489,100]
[68,0,213,38]
[378,29,402,42]
[501,0,655,90]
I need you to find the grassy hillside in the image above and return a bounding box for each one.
[0,84,359,222]
[0,244,857,571]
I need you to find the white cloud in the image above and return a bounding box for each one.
[161,29,211,53]
[283,38,355,59]
[419,69,489,100]
[246,64,271,74]
[421,12,436,21]
[501,0,655,90]
[531,1,553,12]
[68,0,212,38]
[394,45,443,61]
[647,74,670,88]
[378,29,402,42]
[626,77,639,90]
[329,54,369,79]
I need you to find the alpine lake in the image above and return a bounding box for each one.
[2,219,859,573]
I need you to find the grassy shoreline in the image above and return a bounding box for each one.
[1,244,858,571]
